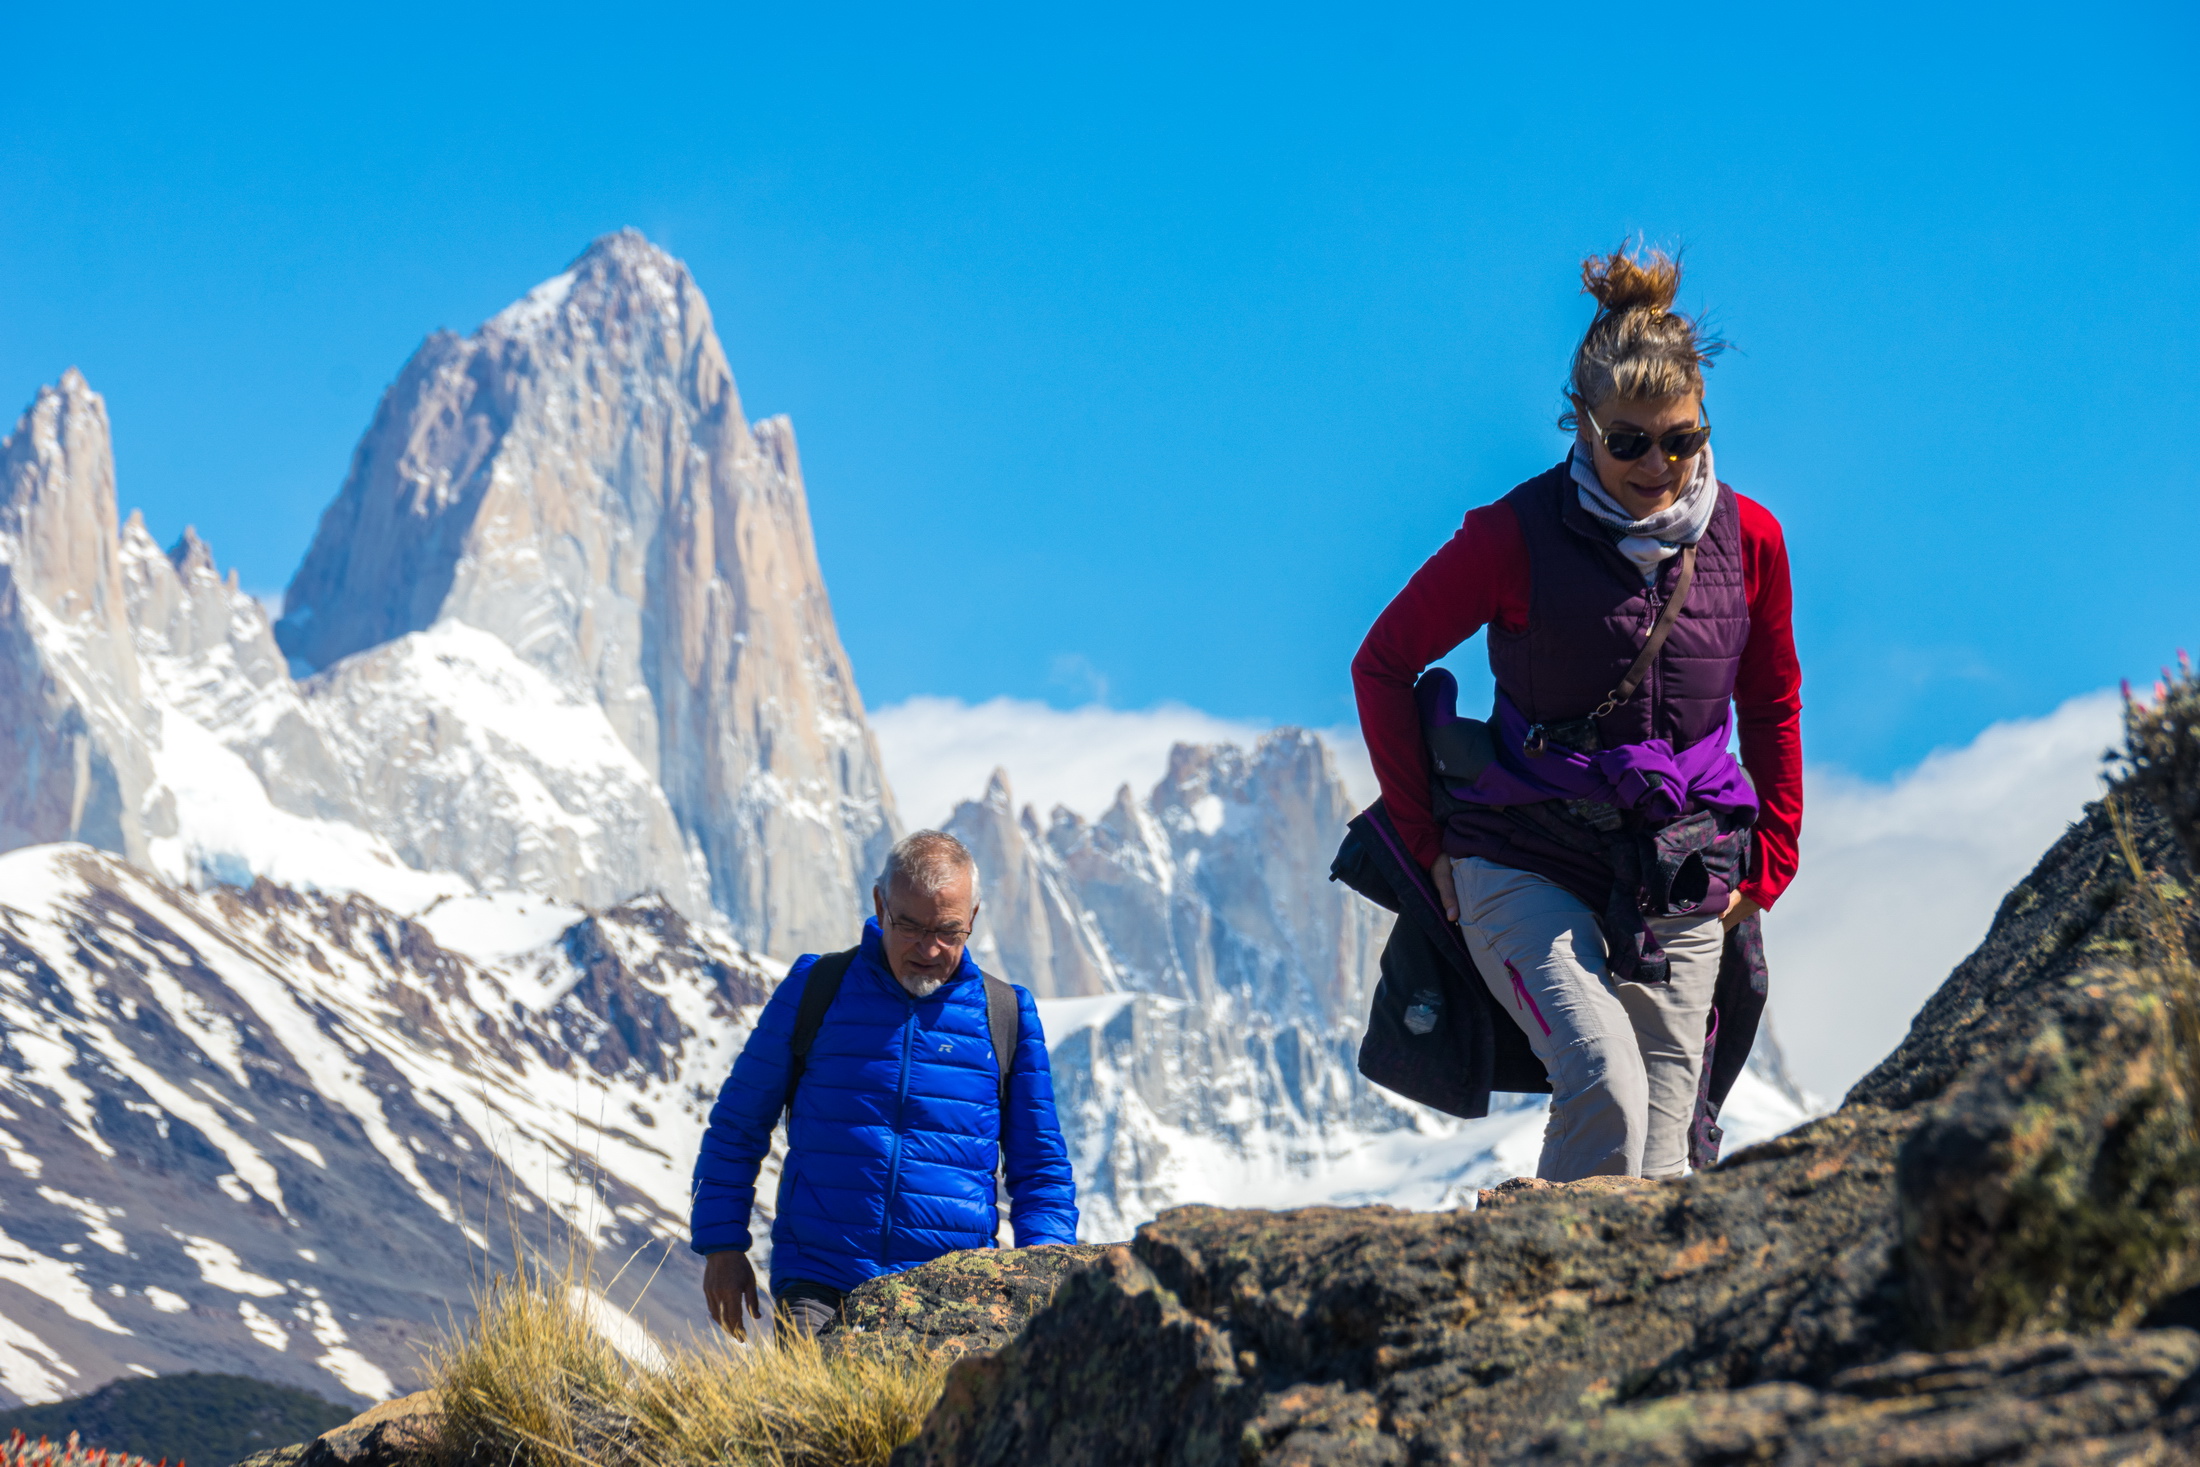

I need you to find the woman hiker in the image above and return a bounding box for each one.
[1350,244,1802,1183]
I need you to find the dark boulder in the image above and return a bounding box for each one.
[1530,1330,2200,1465]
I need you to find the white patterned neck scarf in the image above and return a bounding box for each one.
[1569,439,1719,584]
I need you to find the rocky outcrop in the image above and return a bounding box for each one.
[834,1244,1118,1355]
[1530,1331,2200,1465]
[890,785,2200,1463]
[290,1390,437,1467]
[544,896,771,1082]
[275,230,896,956]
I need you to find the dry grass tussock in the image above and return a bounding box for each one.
[422,1256,950,1467]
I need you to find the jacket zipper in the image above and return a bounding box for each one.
[879,995,916,1262]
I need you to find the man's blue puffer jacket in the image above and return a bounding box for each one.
[689,919,1079,1292]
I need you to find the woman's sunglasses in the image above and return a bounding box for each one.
[1585,404,1711,463]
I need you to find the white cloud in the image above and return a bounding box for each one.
[1763,689,2122,1100]
[875,688,2128,1109]
[870,695,1375,829]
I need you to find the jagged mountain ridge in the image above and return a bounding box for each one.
[946,732,1419,1241]
[943,729,1392,1017]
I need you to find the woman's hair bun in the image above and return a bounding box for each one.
[1580,243,1682,316]
[1559,239,1723,428]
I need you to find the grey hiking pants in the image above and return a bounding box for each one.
[1453,857,1724,1182]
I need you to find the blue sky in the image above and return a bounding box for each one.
[3,1,2192,780]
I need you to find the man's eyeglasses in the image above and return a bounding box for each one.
[1585,404,1710,464]
[884,909,973,946]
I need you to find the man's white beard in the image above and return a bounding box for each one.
[898,971,946,998]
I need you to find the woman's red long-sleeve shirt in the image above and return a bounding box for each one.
[1351,492,1804,911]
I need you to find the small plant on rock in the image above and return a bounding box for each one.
[2115,654,2200,1110]
[2124,652,2200,870]
[0,1433,172,1467]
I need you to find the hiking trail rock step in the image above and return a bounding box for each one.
[229,1390,436,1467]
[888,794,2200,1464]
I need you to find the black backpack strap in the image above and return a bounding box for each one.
[980,971,1019,1112]
[783,947,859,1118]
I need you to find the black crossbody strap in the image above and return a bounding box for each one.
[783,947,859,1118]
[980,970,1022,1189]
[981,971,1019,1113]
[1593,543,1697,718]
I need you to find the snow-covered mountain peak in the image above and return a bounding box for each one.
[481,230,707,364]
[1,235,894,957]
[272,231,895,957]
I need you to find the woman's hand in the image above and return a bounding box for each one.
[1431,854,1458,922]
[1721,890,1761,932]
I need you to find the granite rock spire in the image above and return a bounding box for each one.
[276,230,898,955]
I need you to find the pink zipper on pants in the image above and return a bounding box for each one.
[1504,959,1553,1037]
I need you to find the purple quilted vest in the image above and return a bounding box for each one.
[1442,462,1750,907]
[1489,462,1749,747]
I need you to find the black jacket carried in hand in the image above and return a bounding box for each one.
[1331,800,1769,1167]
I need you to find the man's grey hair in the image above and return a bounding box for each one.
[876,830,980,903]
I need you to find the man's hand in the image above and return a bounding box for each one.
[1721,890,1761,932]
[703,1250,762,1341]
[1431,854,1458,923]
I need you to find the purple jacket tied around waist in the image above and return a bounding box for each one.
[1417,669,1758,982]
[1421,679,1759,828]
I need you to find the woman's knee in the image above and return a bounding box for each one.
[1547,1032,1649,1116]
[1543,1043,1650,1178]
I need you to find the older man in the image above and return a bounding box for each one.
[690,830,1079,1337]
